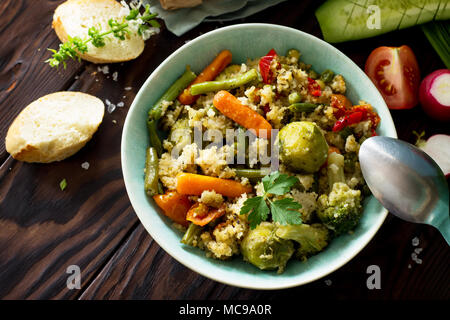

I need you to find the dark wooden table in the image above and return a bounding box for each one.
[0,0,448,300]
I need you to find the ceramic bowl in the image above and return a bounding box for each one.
[121,24,397,289]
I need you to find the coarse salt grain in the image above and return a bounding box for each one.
[411,237,419,246]
[107,103,116,113]
[124,86,132,91]
[324,279,332,286]
[81,162,90,170]
[112,71,118,81]
[97,65,109,74]
[117,101,125,108]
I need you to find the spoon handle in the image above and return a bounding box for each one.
[436,216,450,246]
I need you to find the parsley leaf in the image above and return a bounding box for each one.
[262,172,298,195]
[269,198,302,225]
[240,171,303,229]
[240,196,269,230]
[60,178,67,191]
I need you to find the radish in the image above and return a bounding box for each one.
[419,69,450,121]
[419,134,450,178]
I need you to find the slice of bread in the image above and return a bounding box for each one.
[53,0,145,64]
[5,92,104,163]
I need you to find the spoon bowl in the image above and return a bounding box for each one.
[359,136,450,244]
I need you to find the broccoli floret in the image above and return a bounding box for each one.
[276,223,329,261]
[317,151,363,235]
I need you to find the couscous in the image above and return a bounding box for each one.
[145,48,380,273]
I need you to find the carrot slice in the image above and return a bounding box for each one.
[176,173,252,198]
[328,146,341,156]
[178,50,232,105]
[186,203,226,226]
[213,90,273,138]
[153,191,192,227]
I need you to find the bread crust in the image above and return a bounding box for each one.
[5,92,104,163]
[52,0,145,64]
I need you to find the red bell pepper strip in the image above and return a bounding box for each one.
[259,49,277,84]
[307,77,322,97]
[332,111,364,132]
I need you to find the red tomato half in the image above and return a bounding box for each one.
[365,45,420,110]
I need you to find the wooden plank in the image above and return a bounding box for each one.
[0,0,84,161]
[0,20,188,298]
[79,216,450,300]
[0,0,448,300]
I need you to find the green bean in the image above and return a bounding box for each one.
[288,92,302,105]
[144,147,160,196]
[320,69,335,83]
[190,69,258,95]
[289,102,318,113]
[147,119,163,157]
[234,168,268,179]
[181,223,203,246]
[148,66,196,121]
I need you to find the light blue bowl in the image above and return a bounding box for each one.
[121,24,397,289]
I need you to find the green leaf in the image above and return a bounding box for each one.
[269,198,302,226]
[262,171,299,195]
[60,179,67,191]
[240,196,269,229]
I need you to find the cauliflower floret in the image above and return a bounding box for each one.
[288,189,318,222]
[199,190,224,208]
[330,74,346,94]
[345,134,360,153]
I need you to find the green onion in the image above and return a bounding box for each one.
[421,21,450,69]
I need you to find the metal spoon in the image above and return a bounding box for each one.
[359,136,450,245]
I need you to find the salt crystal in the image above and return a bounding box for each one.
[98,65,109,74]
[117,101,125,108]
[412,237,420,246]
[124,86,132,91]
[408,264,412,269]
[324,279,332,286]
[112,119,117,124]
[81,162,90,170]
[112,71,118,81]
[411,252,418,260]
[414,248,423,254]
[415,258,422,264]
[107,103,116,113]
[105,99,111,106]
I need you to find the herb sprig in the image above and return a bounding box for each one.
[240,171,303,229]
[46,3,160,69]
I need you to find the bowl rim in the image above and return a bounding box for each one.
[121,23,397,290]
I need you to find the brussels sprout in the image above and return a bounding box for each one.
[278,121,329,173]
[240,222,294,273]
